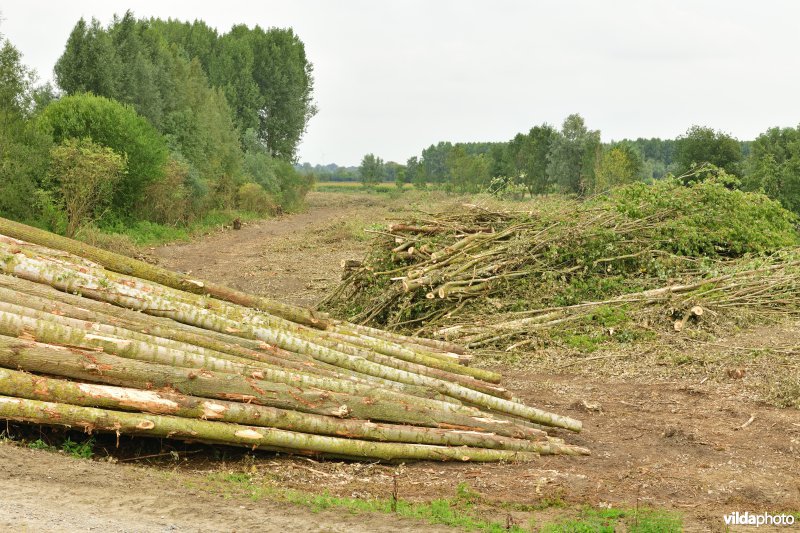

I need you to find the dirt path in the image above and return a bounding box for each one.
[0,445,453,533]
[153,192,403,308]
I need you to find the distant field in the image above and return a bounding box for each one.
[314,181,414,193]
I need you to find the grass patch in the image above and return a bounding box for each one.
[315,181,412,195]
[60,436,95,459]
[311,219,383,244]
[539,506,682,532]
[199,472,682,532]
[28,438,57,452]
[101,210,264,246]
[202,474,525,531]
[21,434,95,458]
[76,209,266,255]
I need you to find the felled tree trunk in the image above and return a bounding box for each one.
[0,336,546,439]
[0,368,587,455]
[0,395,560,462]
[0,221,588,461]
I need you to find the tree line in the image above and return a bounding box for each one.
[0,12,316,237]
[356,115,798,217]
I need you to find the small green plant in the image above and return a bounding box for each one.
[28,439,57,452]
[589,305,629,327]
[61,436,94,459]
[455,482,481,504]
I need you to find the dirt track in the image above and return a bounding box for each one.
[152,192,401,307]
[0,445,452,532]
[2,191,798,531]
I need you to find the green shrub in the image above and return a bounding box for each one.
[61,436,94,459]
[237,182,277,216]
[138,157,192,225]
[485,176,527,200]
[608,175,798,256]
[49,137,126,237]
[37,93,168,214]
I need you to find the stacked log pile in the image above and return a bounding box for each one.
[0,216,587,462]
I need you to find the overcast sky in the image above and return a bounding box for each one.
[2,1,799,166]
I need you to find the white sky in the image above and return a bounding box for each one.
[2,1,799,166]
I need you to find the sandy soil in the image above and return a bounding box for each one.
[2,191,798,531]
[0,444,452,533]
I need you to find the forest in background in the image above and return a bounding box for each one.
[0,11,316,241]
[344,116,799,218]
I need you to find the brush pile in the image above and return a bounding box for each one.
[0,216,588,461]
[322,179,800,350]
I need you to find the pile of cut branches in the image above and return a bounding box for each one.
[0,216,587,461]
[322,179,800,350]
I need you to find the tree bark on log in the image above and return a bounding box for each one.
[0,336,545,439]
[330,321,467,356]
[0,301,457,405]
[0,242,486,386]
[0,368,593,454]
[0,395,570,461]
[0,276,433,394]
[0,240,582,431]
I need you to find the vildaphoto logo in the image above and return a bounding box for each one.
[723,512,796,527]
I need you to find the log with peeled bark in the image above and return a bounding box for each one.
[0,234,468,374]
[0,276,440,394]
[0,276,487,404]
[320,329,496,382]
[0,336,549,439]
[0,395,565,462]
[331,321,467,356]
[0,248,509,407]
[0,368,587,455]
[0,301,458,405]
[0,217,328,328]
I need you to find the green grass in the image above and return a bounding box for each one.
[75,209,266,255]
[315,181,414,194]
[103,210,263,246]
[539,506,682,532]
[199,472,682,532]
[203,474,525,532]
[60,436,95,459]
[28,438,57,452]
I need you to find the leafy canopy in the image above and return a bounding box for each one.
[37,93,168,213]
[743,126,800,216]
[675,125,742,179]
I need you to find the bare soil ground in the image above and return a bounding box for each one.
[2,191,798,532]
[152,191,421,307]
[0,444,451,533]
